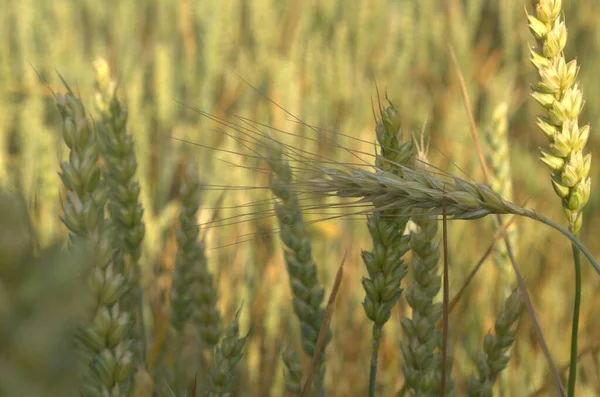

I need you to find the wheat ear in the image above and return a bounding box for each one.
[466,290,522,397]
[361,99,414,396]
[528,0,591,234]
[205,310,248,397]
[401,131,454,396]
[56,81,137,397]
[484,102,519,298]
[304,160,598,274]
[267,142,330,393]
[528,2,592,394]
[94,58,147,365]
[168,159,222,393]
[171,159,221,344]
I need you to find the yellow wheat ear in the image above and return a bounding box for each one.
[528,1,592,235]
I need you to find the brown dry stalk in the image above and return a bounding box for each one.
[301,252,346,397]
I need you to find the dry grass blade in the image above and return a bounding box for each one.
[300,252,346,397]
[448,43,565,396]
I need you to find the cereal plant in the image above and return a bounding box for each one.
[1,0,600,396]
[528,1,594,395]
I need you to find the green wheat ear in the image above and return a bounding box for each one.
[205,310,248,397]
[167,159,222,393]
[267,141,330,393]
[93,58,147,364]
[55,85,137,396]
[362,100,413,324]
[171,159,221,345]
[362,98,414,395]
[401,131,454,396]
[466,290,522,397]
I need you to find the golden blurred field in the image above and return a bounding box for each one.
[2,0,600,395]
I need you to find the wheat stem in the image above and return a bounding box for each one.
[569,244,582,397]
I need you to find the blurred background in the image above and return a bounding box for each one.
[2,0,600,395]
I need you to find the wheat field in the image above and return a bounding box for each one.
[1,0,600,396]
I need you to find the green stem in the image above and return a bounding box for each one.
[568,244,581,397]
[368,324,382,397]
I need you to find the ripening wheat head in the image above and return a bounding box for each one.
[174,86,600,284]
